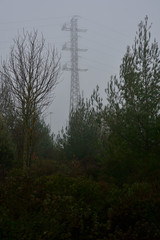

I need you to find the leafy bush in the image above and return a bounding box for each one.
[106,182,160,240]
[0,170,105,240]
[0,171,160,240]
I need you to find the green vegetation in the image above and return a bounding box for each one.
[0,172,160,239]
[0,16,160,239]
[0,116,15,172]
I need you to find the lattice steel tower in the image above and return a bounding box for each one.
[62,16,87,114]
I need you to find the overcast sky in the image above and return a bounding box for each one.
[0,0,160,134]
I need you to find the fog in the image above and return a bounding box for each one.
[0,0,160,134]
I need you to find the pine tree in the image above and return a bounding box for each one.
[106,16,160,154]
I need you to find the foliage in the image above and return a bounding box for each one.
[0,171,160,239]
[96,16,160,185]
[0,74,24,167]
[0,171,104,240]
[105,16,160,156]
[0,116,15,171]
[0,78,17,130]
[57,87,107,177]
[106,182,160,240]
[34,118,55,159]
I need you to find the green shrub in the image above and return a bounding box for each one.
[0,170,160,240]
[0,171,105,239]
[106,182,160,240]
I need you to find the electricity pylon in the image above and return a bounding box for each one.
[62,16,88,114]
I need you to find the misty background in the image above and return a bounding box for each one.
[0,0,159,134]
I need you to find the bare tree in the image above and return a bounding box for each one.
[1,30,60,169]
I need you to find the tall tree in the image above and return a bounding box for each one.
[1,31,60,169]
[105,16,160,155]
[58,87,106,163]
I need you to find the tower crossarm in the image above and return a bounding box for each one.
[63,44,87,52]
[62,24,87,33]
[77,48,88,52]
[78,68,88,71]
[76,28,87,32]
[62,64,88,72]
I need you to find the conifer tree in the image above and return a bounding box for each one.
[106,16,160,154]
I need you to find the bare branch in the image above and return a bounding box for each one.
[0,30,60,168]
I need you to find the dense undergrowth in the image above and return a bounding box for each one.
[0,169,160,240]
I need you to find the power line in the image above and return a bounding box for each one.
[82,16,130,39]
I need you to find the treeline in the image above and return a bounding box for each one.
[0,16,160,239]
[56,16,160,184]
